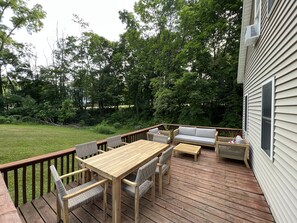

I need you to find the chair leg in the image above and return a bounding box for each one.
[244,158,250,168]
[167,168,171,185]
[159,173,163,196]
[151,174,155,203]
[103,181,107,220]
[56,198,61,222]
[63,201,69,223]
[135,187,139,223]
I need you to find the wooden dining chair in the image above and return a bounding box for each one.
[156,146,173,196]
[106,135,128,151]
[75,141,105,183]
[122,157,158,223]
[50,165,108,223]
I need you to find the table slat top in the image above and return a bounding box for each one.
[81,140,168,179]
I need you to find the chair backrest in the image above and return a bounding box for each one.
[75,141,98,159]
[153,134,168,144]
[159,146,173,165]
[107,135,122,148]
[135,157,158,185]
[50,165,67,198]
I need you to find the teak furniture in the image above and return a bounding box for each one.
[122,157,158,223]
[50,165,108,223]
[156,146,173,196]
[216,136,250,168]
[106,135,129,151]
[80,139,169,223]
[173,143,201,161]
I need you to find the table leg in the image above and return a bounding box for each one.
[112,177,121,223]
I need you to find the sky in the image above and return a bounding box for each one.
[14,0,137,66]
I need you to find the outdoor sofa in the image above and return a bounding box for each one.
[173,126,218,148]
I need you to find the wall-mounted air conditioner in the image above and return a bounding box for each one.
[245,24,259,46]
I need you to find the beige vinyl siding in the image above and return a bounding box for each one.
[243,0,297,222]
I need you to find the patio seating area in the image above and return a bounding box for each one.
[17,147,274,223]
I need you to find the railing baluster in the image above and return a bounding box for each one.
[14,169,18,207]
[32,163,35,200]
[47,160,51,193]
[60,155,64,183]
[66,155,70,184]
[40,161,44,196]
[3,171,8,186]
[22,166,27,204]
[71,154,75,182]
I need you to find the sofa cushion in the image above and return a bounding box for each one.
[235,135,245,144]
[179,127,196,136]
[149,128,159,134]
[174,134,215,145]
[196,128,216,138]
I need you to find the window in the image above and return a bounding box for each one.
[254,0,261,34]
[261,79,274,159]
[244,94,248,132]
[267,0,277,15]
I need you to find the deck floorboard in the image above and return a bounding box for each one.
[18,148,275,223]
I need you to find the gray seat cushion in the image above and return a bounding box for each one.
[179,127,196,136]
[149,128,159,133]
[175,134,215,145]
[66,179,104,211]
[196,128,216,138]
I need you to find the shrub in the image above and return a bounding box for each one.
[113,122,122,129]
[0,116,17,124]
[93,122,116,134]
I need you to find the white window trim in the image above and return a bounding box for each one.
[261,77,275,161]
[254,0,261,35]
[244,93,248,134]
[267,0,277,17]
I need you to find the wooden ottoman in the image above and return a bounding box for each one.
[173,143,201,161]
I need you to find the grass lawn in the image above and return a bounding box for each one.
[0,124,132,164]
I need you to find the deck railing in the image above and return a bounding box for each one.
[0,123,241,208]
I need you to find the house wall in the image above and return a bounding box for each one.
[243,0,297,222]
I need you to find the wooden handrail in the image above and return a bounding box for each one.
[0,123,241,208]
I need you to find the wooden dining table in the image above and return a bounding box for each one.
[80,139,169,223]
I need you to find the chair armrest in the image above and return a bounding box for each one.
[60,168,88,179]
[122,178,137,187]
[98,150,105,154]
[173,129,179,137]
[218,136,234,142]
[122,142,129,145]
[107,146,115,151]
[215,131,218,141]
[75,156,84,163]
[217,141,249,148]
[63,179,108,200]
[147,132,154,141]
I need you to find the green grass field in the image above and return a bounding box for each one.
[0,124,132,164]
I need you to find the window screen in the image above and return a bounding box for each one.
[261,81,272,157]
[244,95,248,132]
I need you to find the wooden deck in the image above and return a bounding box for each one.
[17,148,275,223]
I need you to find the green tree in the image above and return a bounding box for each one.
[0,0,46,97]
